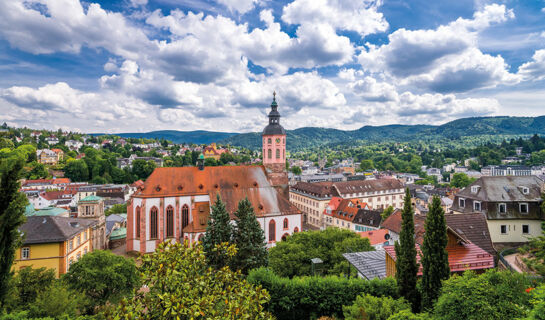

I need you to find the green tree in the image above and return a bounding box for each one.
[527,284,545,320]
[420,196,450,310]
[520,220,545,277]
[64,250,139,308]
[360,159,374,171]
[131,159,156,180]
[381,206,395,221]
[450,172,474,188]
[204,157,217,166]
[27,162,48,180]
[231,198,268,274]
[343,294,411,320]
[64,159,89,181]
[108,242,274,319]
[0,158,27,308]
[7,267,55,310]
[290,166,302,175]
[433,270,533,320]
[394,188,420,312]
[202,194,233,269]
[29,282,87,318]
[104,203,127,216]
[269,228,373,278]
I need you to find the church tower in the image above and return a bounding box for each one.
[262,92,288,188]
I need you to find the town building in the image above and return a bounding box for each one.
[126,93,301,253]
[451,176,545,246]
[481,165,532,176]
[77,196,107,250]
[45,136,59,145]
[358,229,391,249]
[202,143,228,160]
[21,178,71,191]
[322,197,383,232]
[290,182,335,227]
[37,148,63,165]
[65,140,83,150]
[116,154,164,169]
[13,216,96,277]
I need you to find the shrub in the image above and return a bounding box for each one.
[343,294,410,320]
[248,267,398,320]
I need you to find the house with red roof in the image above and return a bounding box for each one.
[323,197,383,232]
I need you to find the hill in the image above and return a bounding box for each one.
[94,130,238,145]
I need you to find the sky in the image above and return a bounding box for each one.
[0,0,544,134]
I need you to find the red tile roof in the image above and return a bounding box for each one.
[384,242,494,275]
[23,178,71,186]
[359,229,390,246]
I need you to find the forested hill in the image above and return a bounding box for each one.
[94,130,238,145]
[221,116,545,150]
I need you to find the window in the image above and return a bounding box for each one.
[69,258,74,269]
[520,203,529,214]
[522,225,529,234]
[294,227,299,233]
[182,205,189,231]
[269,220,276,242]
[69,240,74,252]
[136,206,141,239]
[84,247,88,255]
[84,230,88,241]
[471,186,480,193]
[474,201,481,212]
[521,186,529,195]
[498,203,507,214]
[268,149,272,159]
[276,149,280,159]
[500,225,507,234]
[459,198,465,208]
[283,218,288,229]
[268,138,271,144]
[21,247,30,260]
[76,235,81,246]
[166,206,174,238]
[150,207,158,239]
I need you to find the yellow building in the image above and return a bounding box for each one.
[13,216,97,278]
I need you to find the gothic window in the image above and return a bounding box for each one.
[136,206,141,239]
[294,227,299,233]
[166,206,174,238]
[269,220,276,242]
[276,149,280,159]
[268,149,272,159]
[150,207,158,239]
[182,205,189,231]
[283,218,288,229]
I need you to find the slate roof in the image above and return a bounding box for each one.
[19,216,97,244]
[456,176,544,202]
[106,214,127,235]
[333,179,404,195]
[291,181,335,198]
[343,250,386,280]
[445,213,496,255]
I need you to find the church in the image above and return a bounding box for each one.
[126,94,302,253]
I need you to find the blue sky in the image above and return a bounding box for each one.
[0,0,544,133]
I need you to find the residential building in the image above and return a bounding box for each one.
[77,196,107,250]
[454,166,468,173]
[126,94,301,253]
[426,167,442,182]
[45,136,59,145]
[334,179,405,210]
[451,176,545,246]
[65,140,83,150]
[531,166,545,176]
[358,229,391,249]
[12,216,96,277]
[202,143,228,160]
[290,182,335,227]
[116,154,164,169]
[37,148,63,165]
[20,178,72,191]
[322,197,382,232]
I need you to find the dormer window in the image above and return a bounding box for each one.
[520,203,529,214]
[473,201,481,212]
[459,198,465,208]
[471,186,480,193]
[520,186,529,195]
[498,203,507,214]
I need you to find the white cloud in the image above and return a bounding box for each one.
[518,49,545,81]
[217,0,258,14]
[282,0,388,37]
[129,0,148,7]
[348,76,398,102]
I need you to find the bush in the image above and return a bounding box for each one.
[343,294,410,320]
[247,267,398,320]
[527,284,545,320]
[433,270,535,320]
[29,283,87,318]
[387,310,431,320]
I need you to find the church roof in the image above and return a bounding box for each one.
[263,123,286,135]
[133,165,300,217]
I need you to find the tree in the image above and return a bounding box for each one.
[64,159,89,182]
[0,158,27,308]
[131,159,155,180]
[6,267,55,311]
[433,270,533,320]
[343,294,410,320]
[202,194,233,269]
[26,162,48,180]
[204,157,217,166]
[108,242,274,319]
[420,196,450,310]
[104,203,127,216]
[269,228,373,278]
[290,166,302,175]
[360,159,374,171]
[64,250,139,308]
[520,220,545,277]
[231,198,268,274]
[29,282,87,318]
[394,188,420,312]
[381,206,394,221]
[450,172,474,188]
[527,283,545,320]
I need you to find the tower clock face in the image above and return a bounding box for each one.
[275,138,281,143]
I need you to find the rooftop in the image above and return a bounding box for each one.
[19,216,97,244]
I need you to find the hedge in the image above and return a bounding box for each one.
[247,267,398,320]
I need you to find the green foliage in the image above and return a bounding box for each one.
[29,282,87,318]
[6,267,55,311]
[64,159,89,182]
[64,250,139,308]
[269,228,373,278]
[450,173,475,188]
[231,198,268,274]
[290,165,302,175]
[433,270,534,320]
[104,203,127,216]
[343,294,411,320]
[420,196,450,310]
[248,267,398,320]
[0,158,27,308]
[386,310,431,320]
[108,242,273,319]
[520,221,545,277]
[381,206,394,221]
[395,189,420,312]
[527,284,545,320]
[131,159,156,180]
[202,194,233,269]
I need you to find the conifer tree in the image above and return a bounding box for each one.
[231,198,268,274]
[202,194,233,269]
[394,188,420,312]
[421,196,450,310]
[0,158,27,308]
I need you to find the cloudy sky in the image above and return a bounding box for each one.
[0,0,544,133]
